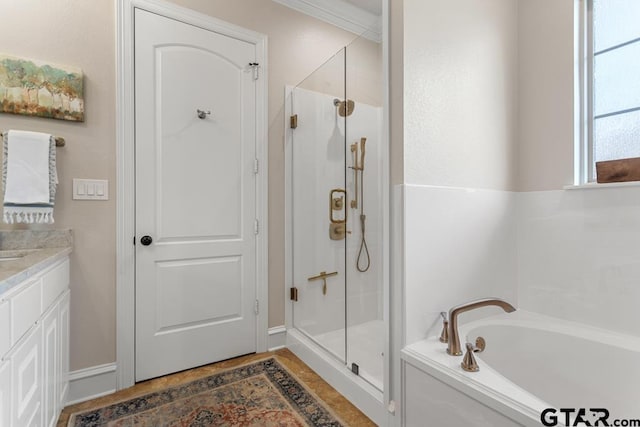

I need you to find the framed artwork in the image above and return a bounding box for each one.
[0,54,84,122]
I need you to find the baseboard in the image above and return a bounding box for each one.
[67,362,118,405]
[268,326,287,351]
[66,329,283,406]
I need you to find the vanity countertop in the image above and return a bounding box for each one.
[0,229,73,295]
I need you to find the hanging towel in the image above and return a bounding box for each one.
[2,130,58,224]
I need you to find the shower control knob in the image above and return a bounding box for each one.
[140,235,153,246]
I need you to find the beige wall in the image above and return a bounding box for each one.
[517,0,575,191]
[296,37,383,107]
[0,1,116,371]
[403,0,519,190]
[0,0,380,371]
[402,0,575,191]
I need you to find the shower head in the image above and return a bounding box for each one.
[333,99,355,117]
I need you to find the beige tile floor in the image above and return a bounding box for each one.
[57,348,376,427]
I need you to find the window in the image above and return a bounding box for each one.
[584,0,640,181]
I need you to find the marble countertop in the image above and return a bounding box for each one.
[0,229,73,296]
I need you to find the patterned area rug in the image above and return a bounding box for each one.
[68,358,345,426]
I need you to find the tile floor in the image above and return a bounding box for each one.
[57,348,376,427]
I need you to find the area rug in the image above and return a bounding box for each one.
[67,357,345,427]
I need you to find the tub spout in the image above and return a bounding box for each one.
[447,298,516,356]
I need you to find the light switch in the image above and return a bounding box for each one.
[73,179,109,200]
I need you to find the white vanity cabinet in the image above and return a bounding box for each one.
[0,257,70,427]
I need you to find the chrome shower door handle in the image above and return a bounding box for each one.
[197,109,211,119]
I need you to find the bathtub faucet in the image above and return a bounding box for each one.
[446,298,516,356]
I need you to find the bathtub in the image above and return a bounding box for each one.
[401,311,640,426]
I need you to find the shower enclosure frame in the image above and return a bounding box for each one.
[283,49,391,422]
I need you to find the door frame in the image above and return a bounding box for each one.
[116,0,268,389]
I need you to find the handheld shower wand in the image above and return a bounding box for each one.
[356,137,370,273]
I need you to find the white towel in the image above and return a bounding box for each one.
[2,130,57,224]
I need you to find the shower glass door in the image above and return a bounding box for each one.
[345,35,384,391]
[290,34,384,392]
[291,48,347,363]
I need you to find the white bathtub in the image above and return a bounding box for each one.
[402,311,640,426]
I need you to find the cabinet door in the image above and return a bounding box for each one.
[0,360,10,427]
[0,300,10,357]
[58,291,70,410]
[11,323,42,427]
[11,278,42,347]
[42,304,58,427]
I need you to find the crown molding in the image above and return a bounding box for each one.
[273,0,381,43]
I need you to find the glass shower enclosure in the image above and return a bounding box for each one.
[288,35,384,391]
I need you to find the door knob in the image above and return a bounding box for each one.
[140,235,153,246]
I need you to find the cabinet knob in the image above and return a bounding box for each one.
[140,236,153,246]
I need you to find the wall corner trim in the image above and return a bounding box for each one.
[67,363,118,406]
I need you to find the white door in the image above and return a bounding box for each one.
[134,9,257,381]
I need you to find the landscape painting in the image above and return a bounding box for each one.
[0,54,84,122]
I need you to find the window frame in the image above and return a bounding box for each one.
[577,0,594,184]
[578,0,640,183]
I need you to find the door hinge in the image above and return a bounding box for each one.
[254,158,259,174]
[254,299,259,315]
[290,287,298,301]
[249,62,260,80]
[254,219,259,235]
[290,114,298,129]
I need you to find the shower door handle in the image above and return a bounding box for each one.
[308,271,338,295]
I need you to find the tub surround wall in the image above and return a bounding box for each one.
[403,185,640,347]
[517,187,640,337]
[404,185,517,346]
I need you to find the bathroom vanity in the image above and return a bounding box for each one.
[0,230,72,427]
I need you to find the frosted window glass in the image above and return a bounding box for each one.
[593,0,640,52]
[594,110,640,163]
[594,42,640,116]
